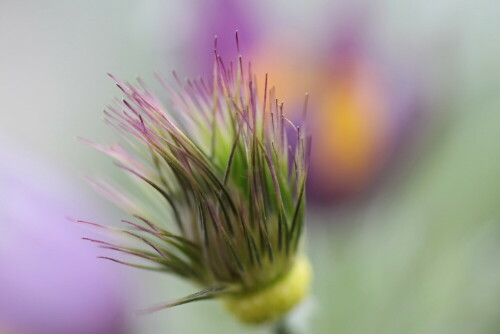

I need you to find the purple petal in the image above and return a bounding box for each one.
[0,145,132,334]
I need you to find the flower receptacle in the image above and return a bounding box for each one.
[223,256,312,324]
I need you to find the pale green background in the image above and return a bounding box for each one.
[1,1,499,333]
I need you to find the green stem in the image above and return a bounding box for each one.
[274,318,293,334]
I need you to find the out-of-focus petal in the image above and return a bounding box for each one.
[0,145,131,334]
[182,0,261,76]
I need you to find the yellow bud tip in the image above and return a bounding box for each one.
[223,256,312,324]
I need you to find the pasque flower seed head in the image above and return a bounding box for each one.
[81,33,312,325]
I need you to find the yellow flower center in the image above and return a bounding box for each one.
[222,256,312,324]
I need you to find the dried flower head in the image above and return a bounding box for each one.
[81,34,312,324]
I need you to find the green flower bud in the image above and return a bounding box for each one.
[81,34,312,327]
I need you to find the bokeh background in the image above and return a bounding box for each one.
[1,0,500,333]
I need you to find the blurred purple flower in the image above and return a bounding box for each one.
[304,18,424,205]
[0,146,131,334]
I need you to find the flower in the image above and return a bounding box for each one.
[82,34,312,325]
[0,143,130,334]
